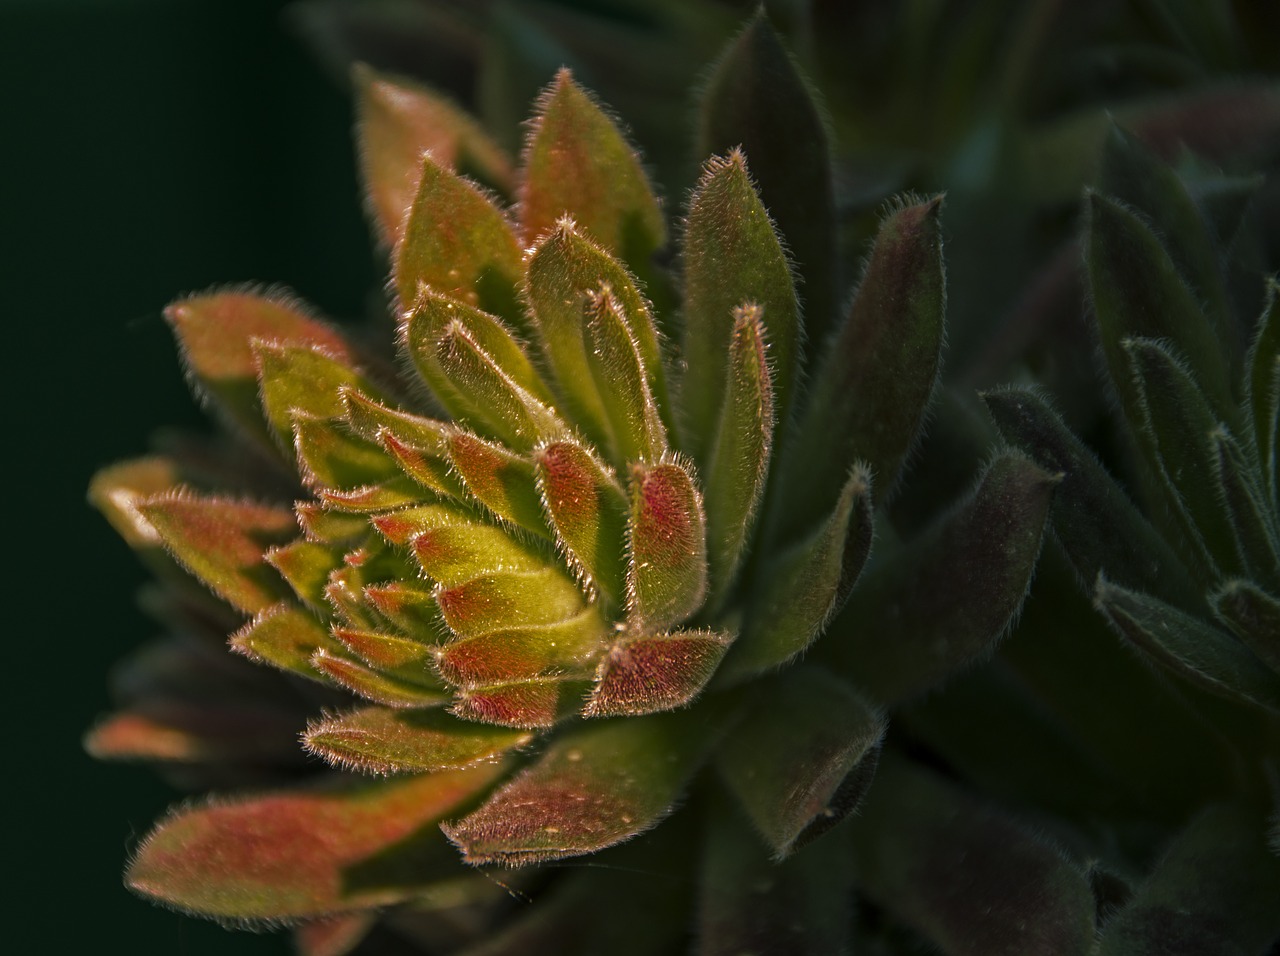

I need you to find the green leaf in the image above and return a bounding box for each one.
[1085,191,1233,420]
[127,765,507,920]
[354,65,513,249]
[721,468,872,683]
[583,284,667,467]
[703,303,776,611]
[983,387,1202,613]
[164,291,356,451]
[448,431,552,536]
[138,492,298,614]
[787,196,945,526]
[256,342,389,451]
[1098,806,1280,956]
[292,415,399,490]
[89,457,183,556]
[294,501,369,545]
[534,438,629,605]
[716,666,884,857]
[849,755,1097,956]
[340,389,465,500]
[451,676,588,729]
[520,69,665,265]
[699,13,836,345]
[412,521,549,589]
[1212,580,1280,676]
[304,706,531,775]
[393,154,523,324]
[585,629,731,717]
[1094,577,1280,714]
[363,581,444,637]
[312,649,451,709]
[442,709,716,865]
[435,609,607,687]
[524,221,670,449]
[264,538,343,612]
[331,625,434,672]
[681,152,796,461]
[1210,427,1280,587]
[626,460,707,632]
[318,477,427,514]
[830,454,1057,705]
[1248,278,1279,506]
[436,567,587,638]
[229,603,343,682]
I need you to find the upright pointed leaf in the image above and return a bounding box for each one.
[354,65,513,248]
[520,69,665,264]
[788,197,944,526]
[699,13,836,344]
[704,303,775,609]
[393,154,523,322]
[682,152,796,459]
[435,609,607,687]
[1248,278,1279,505]
[830,455,1057,705]
[127,766,507,920]
[442,709,717,865]
[293,415,399,491]
[138,493,297,614]
[585,629,731,717]
[626,460,707,632]
[448,431,550,536]
[1210,428,1280,586]
[1213,580,1280,675]
[436,568,586,638]
[256,342,388,450]
[265,538,343,611]
[717,666,884,857]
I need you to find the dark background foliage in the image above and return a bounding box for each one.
[5,0,369,949]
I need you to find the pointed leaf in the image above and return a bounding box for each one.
[165,291,355,449]
[411,522,548,588]
[850,755,1097,956]
[583,284,667,466]
[355,65,513,248]
[1094,577,1280,714]
[1213,580,1280,675]
[364,581,444,637]
[138,493,297,614]
[788,197,944,525]
[436,567,586,638]
[393,154,522,322]
[585,629,731,717]
[717,666,884,857]
[1210,427,1280,586]
[699,13,836,343]
[451,677,587,730]
[704,303,775,609]
[1248,278,1279,505]
[534,438,629,604]
[293,415,399,490]
[436,609,607,687]
[265,538,343,611]
[312,649,450,709]
[230,603,344,681]
[443,709,717,865]
[682,152,796,460]
[626,460,707,632]
[1085,191,1233,419]
[89,457,183,554]
[1098,806,1280,956]
[304,706,531,774]
[520,69,665,264]
[983,387,1202,612]
[525,221,670,447]
[84,704,302,765]
[332,625,434,671]
[319,477,426,513]
[371,501,478,547]
[449,431,551,536]
[831,455,1057,705]
[722,468,872,682]
[127,766,507,920]
[295,502,369,544]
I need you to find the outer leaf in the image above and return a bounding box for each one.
[1094,577,1280,714]
[703,303,775,610]
[849,755,1097,956]
[294,912,375,956]
[721,468,872,683]
[304,706,531,774]
[830,454,1057,705]
[442,709,716,865]
[1212,580,1280,676]
[448,431,551,536]
[1085,191,1233,418]
[293,415,399,490]
[354,65,513,248]
[264,538,343,611]
[524,221,670,447]
[312,649,451,709]
[585,629,731,717]
[1098,806,1280,955]
[256,342,390,451]
[1248,278,1279,505]
[699,13,836,345]
[716,666,884,857]
[89,457,183,556]
[84,703,302,765]
[626,460,707,632]
[451,677,587,730]
[393,154,523,322]
[435,609,607,687]
[583,285,667,467]
[1210,428,1280,586]
[165,291,354,450]
[127,765,507,920]
[788,196,944,525]
[435,568,586,638]
[534,438,629,604]
[229,603,343,681]
[519,69,665,264]
[984,387,1202,612]
[681,152,796,460]
[138,493,297,614]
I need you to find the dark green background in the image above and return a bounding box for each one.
[7,0,374,950]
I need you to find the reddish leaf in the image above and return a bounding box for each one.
[448,431,551,536]
[312,649,450,709]
[294,911,376,956]
[332,625,435,671]
[435,610,606,687]
[585,629,730,717]
[626,460,707,632]
[450,677,587,729]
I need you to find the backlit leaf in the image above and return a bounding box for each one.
[585,629,731,717]
[626,460,707,633]
[230,603,343,681]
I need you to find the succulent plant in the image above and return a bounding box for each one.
[87,7,1280,956]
